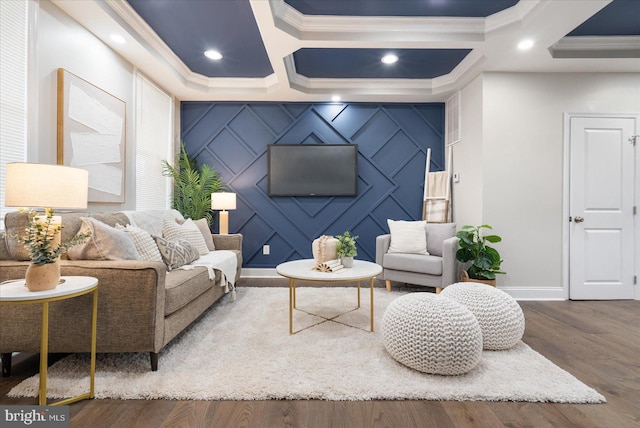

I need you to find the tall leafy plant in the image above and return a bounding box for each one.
[162,144,224,226]
[455,224,505,280]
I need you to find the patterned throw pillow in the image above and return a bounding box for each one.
[162,219,209,256]
[115,224,163,262]
[67,217,140,260]
[153,236,199,271]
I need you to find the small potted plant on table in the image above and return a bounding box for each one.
[455,224,505,287]
[18,209,91,291]
[336,231,358,268]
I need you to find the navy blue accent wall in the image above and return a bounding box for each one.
[181,103,444,268]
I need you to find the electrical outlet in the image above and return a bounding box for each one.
[263,245,270,255]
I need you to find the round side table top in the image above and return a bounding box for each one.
[0,276,98,301]
[276,259,382,282]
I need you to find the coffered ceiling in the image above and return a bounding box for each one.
[52,0,640,102]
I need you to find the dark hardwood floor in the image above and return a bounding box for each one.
[1,280,639,428]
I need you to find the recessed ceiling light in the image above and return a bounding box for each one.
[381,54,398,64]
[110,34,126,44]
[331,95,341,102]
[518,39,534,50]
[204,50,223,60]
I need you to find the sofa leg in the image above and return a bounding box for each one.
[150,352,158,371]
[1,353,12,377]
[436,287,442,294]
[385,280,391,292]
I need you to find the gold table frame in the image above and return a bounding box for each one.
[0,276,98,405]
[276,260,382,335]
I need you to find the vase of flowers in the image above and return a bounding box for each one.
[336,231,358,268]
[18,209,91,291]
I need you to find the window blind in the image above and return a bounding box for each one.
[0,0,29,220]
[135,72,174,210]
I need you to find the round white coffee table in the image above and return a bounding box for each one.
[276,259,382,334]
[0,276,98,405]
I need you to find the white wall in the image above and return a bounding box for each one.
[456,72,640,298]
[451,75,484,228]
[34,0,136,210]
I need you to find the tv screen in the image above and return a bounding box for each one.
[268,144,358,197]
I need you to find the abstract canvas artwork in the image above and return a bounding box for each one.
[57,68,126,203]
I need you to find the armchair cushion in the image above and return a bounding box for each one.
[383,253,443,276]
[426,223,456,257]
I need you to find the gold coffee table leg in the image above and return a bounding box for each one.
[357,280,361,308]
[370,277,375,332]
[89,288,98,398]
[39,301,49,405]
[289,278,295,335]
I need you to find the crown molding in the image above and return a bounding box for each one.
[104,0,277,94]
[550,36,640,59]
[284,52,484,97]
[270,0,486,43]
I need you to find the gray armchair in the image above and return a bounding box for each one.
[376,223,459,293]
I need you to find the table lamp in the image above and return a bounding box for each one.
[5,163,89,247]
[211,192,236,235]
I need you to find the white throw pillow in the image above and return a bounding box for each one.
[177,218,215,251]
[116,224,163,262]
[387,219,429,255]
[162,219,209,256]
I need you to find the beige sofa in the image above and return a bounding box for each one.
[0,210,242,375]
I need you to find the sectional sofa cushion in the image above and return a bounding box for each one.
[178,217,215,251]
[193,218,215,251]
[116,223,163,262]
[4,211,31,261]
[67,217,140,261]
[3,211,131,261]
[163,219,209,256]
[163,267,217,316]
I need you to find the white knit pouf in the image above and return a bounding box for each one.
[441,282,525,350]
[382,293,483,375]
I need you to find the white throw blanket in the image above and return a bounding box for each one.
[179,250,238,299]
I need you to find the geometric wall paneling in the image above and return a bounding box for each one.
[181,102,445,268]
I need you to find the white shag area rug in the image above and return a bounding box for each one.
[9,287,605,403]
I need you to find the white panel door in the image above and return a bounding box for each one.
[569,117,636,300]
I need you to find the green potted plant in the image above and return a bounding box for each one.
[455,224,505,286]
[18,208,91,291]
[162,143,224,227]
[336,231,358,268]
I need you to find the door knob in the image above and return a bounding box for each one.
[574,216,584,223]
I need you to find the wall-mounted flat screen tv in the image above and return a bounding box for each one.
[268,144,358,197]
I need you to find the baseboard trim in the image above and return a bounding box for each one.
[498,286,566,301]
[240,269,567,300]
[241,268,280,278]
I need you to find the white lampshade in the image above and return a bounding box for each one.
[211,192,236,211]
[5,163,89,209]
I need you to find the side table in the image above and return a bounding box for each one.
[0,276,98,405]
